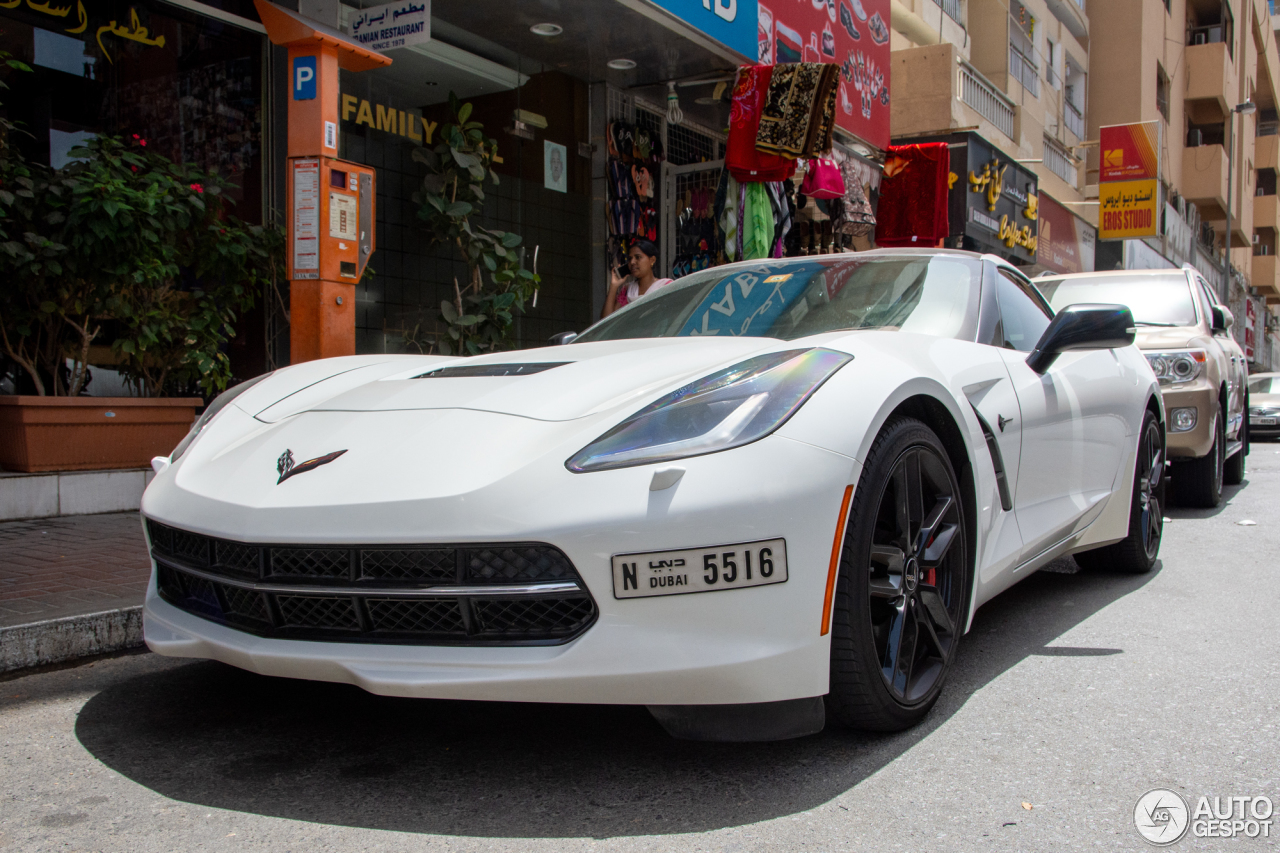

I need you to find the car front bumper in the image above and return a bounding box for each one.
[1161,385,1218,460]
[143,436,860,706]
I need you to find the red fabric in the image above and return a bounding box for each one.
[726,65,798,183]
[874,143,951,247]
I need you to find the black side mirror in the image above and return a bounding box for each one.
[549,331,578,345]
[1210,305,1231,333]
[1026,303,1135,374]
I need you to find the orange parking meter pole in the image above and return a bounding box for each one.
[253,0,391,364]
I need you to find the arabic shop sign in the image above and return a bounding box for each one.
[348,0,429,52]
[948,134,1038,262]
[1099,121,1161,240]
[1099,179,1159,240]
[0,0,170,64]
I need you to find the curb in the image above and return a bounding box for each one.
[0,606,144,673]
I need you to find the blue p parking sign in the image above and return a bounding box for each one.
[293,55,317,100]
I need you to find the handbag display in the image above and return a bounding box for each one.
[800,157,846,199]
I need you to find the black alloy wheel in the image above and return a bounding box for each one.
[1075,410,1164,574]
[827,417,968,732]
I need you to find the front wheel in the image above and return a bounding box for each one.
[1074,411,1164,574]
[1171,410,1223,508]
[827,417,969,732]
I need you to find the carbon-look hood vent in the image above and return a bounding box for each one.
[414,362,572,379]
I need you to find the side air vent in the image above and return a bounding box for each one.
[414,362,571,379]
[970,406,1014,512]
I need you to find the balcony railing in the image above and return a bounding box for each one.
[960,60,1016,139]
[1009,44,1040,97]
[1064,98,1085,138]
[1044,136,1077,187]
[933,0,963,24]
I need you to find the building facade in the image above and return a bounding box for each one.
[1089,0,1279,369]
[888,0,1096,273]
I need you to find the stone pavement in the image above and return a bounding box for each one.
[0,512,150,628]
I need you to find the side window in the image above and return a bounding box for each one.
[993,271,1052,352]
[1193,277,1216,324]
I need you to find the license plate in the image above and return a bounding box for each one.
[1253,417,1277,426]
[611,539,787,599]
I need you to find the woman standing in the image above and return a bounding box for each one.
[601,240,673,318]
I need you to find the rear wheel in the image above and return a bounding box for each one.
[827,418,968,732]
[1171,411,1223,508]
[1225,394,1247,486]
[1074,411,1164,574]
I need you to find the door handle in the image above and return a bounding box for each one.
[998,414,1014,432]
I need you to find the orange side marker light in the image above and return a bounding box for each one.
[821,484,855,636]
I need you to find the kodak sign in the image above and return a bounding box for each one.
[1099,121,1160,240]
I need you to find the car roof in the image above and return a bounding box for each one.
[700,247,988,277]
[1036,269,1191,283]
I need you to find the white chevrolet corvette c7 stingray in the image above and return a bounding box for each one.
[141,249,1164,740]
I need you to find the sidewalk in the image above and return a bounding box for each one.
[0,512,151,672]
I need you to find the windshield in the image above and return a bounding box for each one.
[1037,275,1198,326]
[1248,376,1280,394]
[576,255,982,343]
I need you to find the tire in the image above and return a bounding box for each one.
[1171,410,1223,508]
[1225,393,1247,486]
[1073,411,1164,574]
[827,417,969,732]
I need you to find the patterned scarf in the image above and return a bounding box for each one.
[756,63,841,158]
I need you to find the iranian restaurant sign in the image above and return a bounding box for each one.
[1099,121,1160,240]
[348,0,429,52]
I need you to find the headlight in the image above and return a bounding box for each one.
[566,348,852,473]
[1145,350,1205,384]
[170,372,273,462]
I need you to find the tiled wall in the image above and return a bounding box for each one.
[340,128,593,355]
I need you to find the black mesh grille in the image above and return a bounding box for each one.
[220,585,269,624]
[473,597,595,637]
[157,564,185,598]
[149,522,595,645]
[361,549,455,582]
[213,541,260,578]
[270,548,351,579]
[183,575,221,616]
[170,529,210,566]
[464,546,577,583]
[276,595,360,630]
[367,598,465,634]
[147,520,173,553]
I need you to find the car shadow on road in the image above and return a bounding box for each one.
[1164,480,1248,520]
[75,560,1160,838]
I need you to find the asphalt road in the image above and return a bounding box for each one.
[3,449,1279,852]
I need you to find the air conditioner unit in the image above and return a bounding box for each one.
[1188,129,1203,147]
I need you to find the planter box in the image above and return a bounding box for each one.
[0,396,201,473]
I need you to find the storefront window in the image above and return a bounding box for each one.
[0,0,264,217]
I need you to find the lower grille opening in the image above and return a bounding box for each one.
[149,523,597,646]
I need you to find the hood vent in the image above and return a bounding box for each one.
[414,362,571,379]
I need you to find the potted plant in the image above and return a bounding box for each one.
[0,133,276,472]
[412,94,540,355]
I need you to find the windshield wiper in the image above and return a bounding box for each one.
[1133,321,1179,327]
